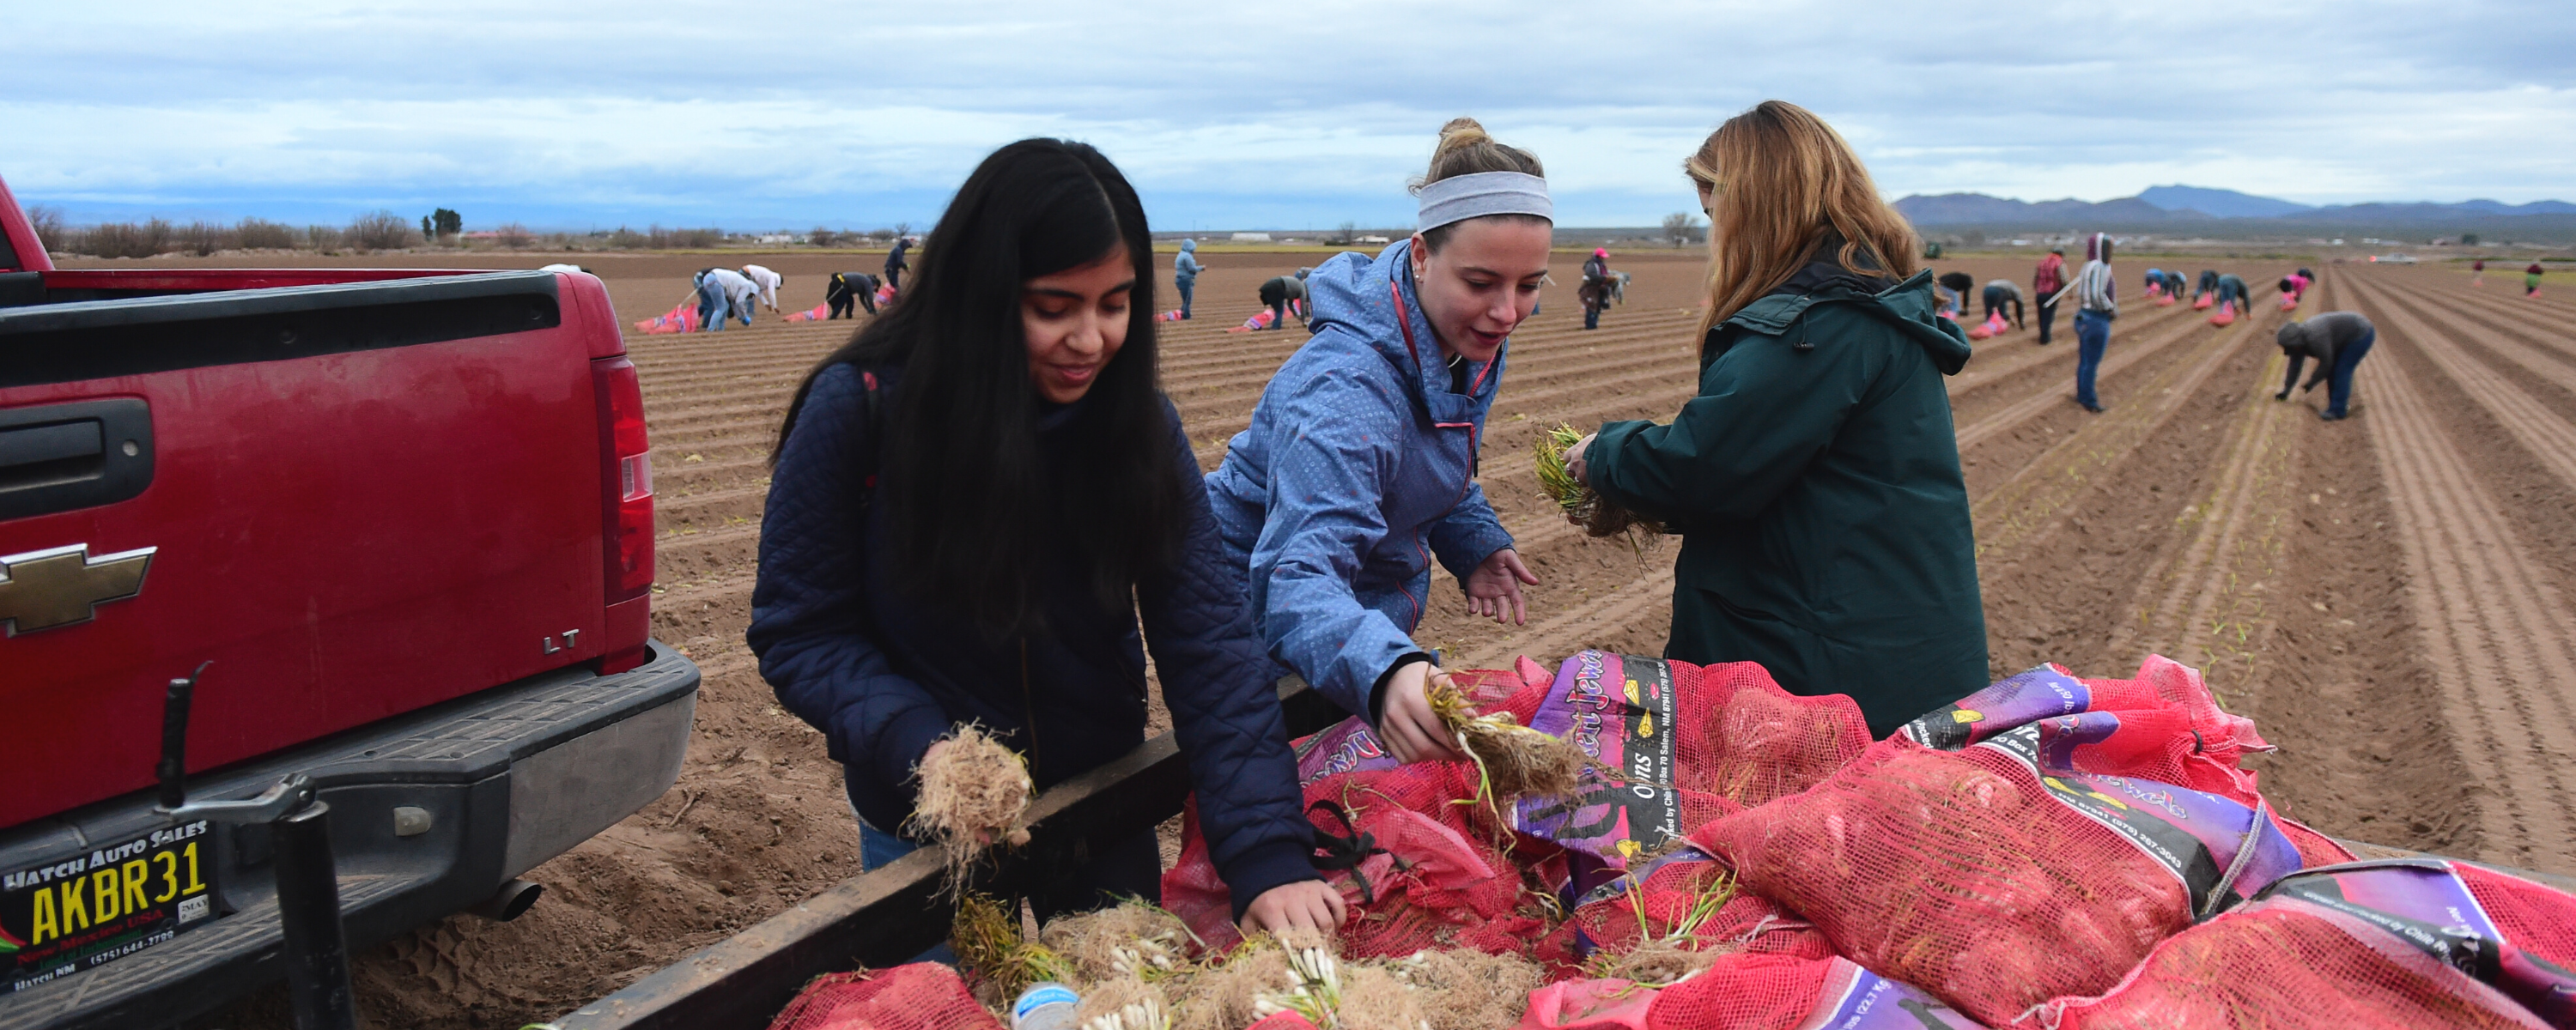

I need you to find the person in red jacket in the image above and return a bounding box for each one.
[2033,246,2069,344]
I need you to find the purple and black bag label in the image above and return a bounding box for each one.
[1901,665,2089,750]
[1981,724,2303,918]
[1515,651,1683,892]
[2257,859,2576,1026]
[1804,958,1982,1029]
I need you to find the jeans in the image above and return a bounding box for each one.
[859,822,962,965]
[2075,309,2111,409]
[2037,298,2058,343]
[2325,329,2375,417]
[697,282,727,332]
[1176,279,1195,319]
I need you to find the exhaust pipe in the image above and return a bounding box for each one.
[466,878,544,922]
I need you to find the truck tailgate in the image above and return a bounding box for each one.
[0,271,637,827]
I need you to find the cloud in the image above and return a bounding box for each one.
[9,0,2571,227]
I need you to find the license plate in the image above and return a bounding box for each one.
[3,820,217,995]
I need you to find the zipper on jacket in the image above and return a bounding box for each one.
[1018,636,1042,775]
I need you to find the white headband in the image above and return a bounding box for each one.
[1416,171,1552,233]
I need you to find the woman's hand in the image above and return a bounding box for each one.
[1464,548,1539,626]
[1564,433,1597,487]
[915,739,996,845]
[1240,880,1348,936]
[1379,663,1468,764]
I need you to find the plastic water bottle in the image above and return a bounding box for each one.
[1012,981,1081,1030]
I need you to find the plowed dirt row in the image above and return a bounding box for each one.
[2342,274,2576,874]
[201,255,2576,1028]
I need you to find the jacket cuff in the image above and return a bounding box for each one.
[1220,838,1324,923]
[868,706,956,810]
[1585,418,1653,510]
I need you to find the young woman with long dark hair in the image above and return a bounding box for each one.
[749,139,1342,933]
[1563,100,1987,736]
[1207,118,1548,765]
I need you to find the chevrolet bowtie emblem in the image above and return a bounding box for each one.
[0,544,156,637]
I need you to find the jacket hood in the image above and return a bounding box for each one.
[1305,239,1502,411]
[1725,264,1971,376]
[1180,239,1195,251]
[2086,232,2111,264]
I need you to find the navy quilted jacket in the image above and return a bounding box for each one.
[747,363,1315,914]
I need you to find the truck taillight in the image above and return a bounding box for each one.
[594,356,654,604]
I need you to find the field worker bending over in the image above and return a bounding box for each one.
[1208,118,1546,764]
[2143,267,2168,297]
[2032,246,2068,343]
[741,264,784,313]
[1982,278,2026,329]
[2193,269,2221,306]
[2214,272,2250,315]
[1256,270,1308,330]
[2069,233,2117,412]
[2162,270,2188,298]
[826,271,882,318]
[750,139,1343,935]
[695,267,760,330]
[1562,100,1986,736]
[2529,262,2545,298]
[2275,312,2376,421]
[1935,271,1973,320]
[1174,239,1203,319]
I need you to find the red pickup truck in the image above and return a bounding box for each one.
[0,174,701,1027]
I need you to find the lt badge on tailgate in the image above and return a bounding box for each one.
[0,544,155,637]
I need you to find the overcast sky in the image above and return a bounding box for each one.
[9,0,2571,231]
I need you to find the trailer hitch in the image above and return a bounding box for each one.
[153,662,358,1030]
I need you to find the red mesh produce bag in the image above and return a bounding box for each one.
[1517,978,1661,1030]
[1694,727,2312,1026]
[1513,652,1865,900]
[769,964,1000,1030]
[1533,845,1832,969]
[1166,759,1549,958]
[2231,859,2576,1027]
[1170,668,1552,954]
[1291,666,1545,786]
[1310,761,1552,959]
[2027,893,2555,1029]
[1246,1014,1321,1030]
[1692,663,1869,808]
[1646,954,1983,1030]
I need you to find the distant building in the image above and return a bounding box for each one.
[1360,235,1392,244]
[1231,232,1273,242]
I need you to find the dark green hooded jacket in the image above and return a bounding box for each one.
[1588,255,1987,736]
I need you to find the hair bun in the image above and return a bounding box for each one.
[1435,118,1492,156]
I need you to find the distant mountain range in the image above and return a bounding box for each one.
[1895,185,2576,227]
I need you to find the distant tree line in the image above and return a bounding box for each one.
[24,203,927,258]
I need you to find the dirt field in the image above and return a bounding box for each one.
[145,249,2576,1027]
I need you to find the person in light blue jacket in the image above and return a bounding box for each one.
[1175,238,1203,319]
[1207,118,1547,764]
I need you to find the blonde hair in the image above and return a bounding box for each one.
[1413,118,1547,250]
[1686,100,1920,335]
